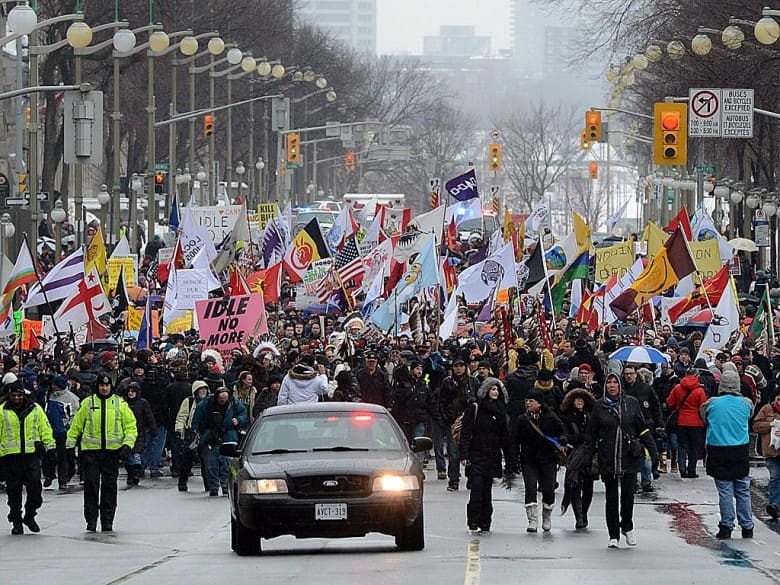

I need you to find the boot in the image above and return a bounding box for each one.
[658,452,668,474]
[542,503,554,532]
[572,495,586,530]
[525,503,538,533]
[132,464,143,486]
[670,452,678,474]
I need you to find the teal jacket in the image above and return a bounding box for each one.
[701,393,753,447]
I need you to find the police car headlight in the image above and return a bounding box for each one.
[372,474,419,492]
[239,479,288,494]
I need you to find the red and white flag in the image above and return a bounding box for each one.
[53,267,111,331]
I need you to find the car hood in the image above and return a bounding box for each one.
[244,451,414,478]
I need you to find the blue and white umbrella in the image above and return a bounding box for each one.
[608,345,669,365]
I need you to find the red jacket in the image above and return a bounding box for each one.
[666,375,707,428]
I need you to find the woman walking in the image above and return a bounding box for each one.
[458,377,510,535]
[666,370,707,478]
[511,388,568,533]
[585,372,658,549]
[233,372,258,422]
[560,388,596,530]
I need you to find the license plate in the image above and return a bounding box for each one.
[315,503,347,520]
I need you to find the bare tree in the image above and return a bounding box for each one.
[495,101,580,212]
[562,169,608,228]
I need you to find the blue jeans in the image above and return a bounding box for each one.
[402,422,427,463]
[142,427,167,474]
[199,443,229,490]
[640,454,653,488]
[432,421,460,482]
[765,457,780,509]
[714,476,754,529]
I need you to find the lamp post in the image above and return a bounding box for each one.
[50,200,66,260]
[97,183,110,234]
[130,173,144,252]
[175,167,191,204]
[234,161,245,202]
[195,167,207,206]
[255,157,265,204]
[762,197,778,275]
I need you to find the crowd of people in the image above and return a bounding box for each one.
[0,310,776,549]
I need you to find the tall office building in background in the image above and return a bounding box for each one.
[297,0,378,54]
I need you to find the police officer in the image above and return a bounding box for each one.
[66,375,137,532]
[0,385,55,534]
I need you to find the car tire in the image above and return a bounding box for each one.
[395,507,424,551]
[232,515,262,556]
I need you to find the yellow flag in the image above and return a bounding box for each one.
[573,211,591,253]
[643,221,669,261]
[503,206,515,244]
[86,225,109,291]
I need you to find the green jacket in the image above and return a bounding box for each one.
[66,392,137,451]
[0,400,55,457]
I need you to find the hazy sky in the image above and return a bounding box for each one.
[377,0,512,55]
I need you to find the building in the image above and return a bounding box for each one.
[423,26,490,60]
[297,0,378,54]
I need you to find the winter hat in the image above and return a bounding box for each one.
[537,369,554,382]
[52,375,69,390]
[192,380,209,394]
[526,388,546,404]
[97,375,113,387]
[100,351,117,365]
[578,363,592,373]
[2,372,18,385]
[478,360,492,370]
[719,370,741,395]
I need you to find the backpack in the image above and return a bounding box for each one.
[45,400,70,437]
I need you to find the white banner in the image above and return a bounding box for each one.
[188,205,246,243]
[175,269,210,309]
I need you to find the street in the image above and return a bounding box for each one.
[3,466,780,585]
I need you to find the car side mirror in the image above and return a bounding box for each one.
[411,436,433,453]
[219,442,241,457]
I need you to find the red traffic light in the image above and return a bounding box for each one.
[661,112,680,131]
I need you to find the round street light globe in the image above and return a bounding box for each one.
[208,37,225,55]
[645,44,663,62]
[235,162,246,175]
[292,70,304,82]
[303,69,315,83]
[149,30,170,52]
[703,181,715,193]
[713,185,729,198]
[271,64,285,78]
[315,76,327,89]
[66,22,93,49]
[256,61,272,76]
[326,90,337,102]
[97,185,110,205]
[631,54,649,70]
[746,193,761,208]
[731,190,744,204]
[722,25,745,49]
[113,28,136,52]
[227,48,243,65]
[754,17,780,45]
[255,158,265,170]
[241,56,256,72]
[605,69,617,82]
[691,34,712,56]
[51,202,67,224]
[666,40,685,59]
[196,169,207,182]
[7,3,37,36]
[180,35,199,56]
[763,200,777,217]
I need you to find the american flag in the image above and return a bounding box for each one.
[334,236,365,289]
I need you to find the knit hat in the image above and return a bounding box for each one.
[52,375,69,390]
[100,351,117,365]
[526,388,546,404]
[718,370,741,395]
[578,363,592,373]
[478,360,492,370]
[537,369,554,382]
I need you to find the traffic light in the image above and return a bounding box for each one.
[488,142,502,171]
[203,114,214,137]
[580,129,592,151]
[653,102,688,166]
[588,162,599,180]
[154,172,165,194]
[18,173,27,194]
[286,132,300,164]
[585,110,602,143]
[25,107,31,128]
[344,150,356,171]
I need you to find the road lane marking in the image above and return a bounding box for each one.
[465,538,481,585]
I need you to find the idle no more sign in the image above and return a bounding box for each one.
[195,293,268,351]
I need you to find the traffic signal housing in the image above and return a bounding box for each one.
[154,172,165,194]
[203,114,214,137]
[488,142,502,171]
[653,102,687,166]
[286,132,300,164]
[344,150,356,171]
[18,173,27,194]
[588,162,599,180]
[580,129,592,151]
[585,110,602,143]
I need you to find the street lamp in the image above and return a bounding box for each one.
[51,200,66,260]
[7,2,37,35]
[235,161,246,202]
[196,167,207,206]
[97,184,110,233]
[255,157,265,202]
[754,9,780,45]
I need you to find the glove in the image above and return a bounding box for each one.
[34,441,45,458]
[118,445,132,459]
[654,427,667,440]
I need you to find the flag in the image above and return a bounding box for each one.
[86,225,109,291]
[605,199,630,233]
[326,206,359,251]
[668,264,731,323]
[52,267,112,331]
[23,247,85,308]
[162,263,185,331]
[690,208,734,264]
[603,258,644,324]
[572,211,591,253]
[247,262,281,303]
[610,228,696,320]
[550,250,590,314]
[334,236,365,290]
[378,205,411,236]
[517,240,546,293]
[156,236,186,285]
[169,191,181,232]
[136,293,153,350]
[111,235,132,258]
[525,202,550,235]
[665,207,692,240]
[360,213,385,255]
[643,220,669,260]
[212,202,250,274]
[444,168,479,202]
[408,205,446,241]
[228,265,251,295]
[751,285,775,344]
[112,263,130,317]
[696,281,740,361]
[282,218,330,283]
[0,241,38,324]
[454,241,517,304]
[445,198,482,227]
[260,216,287,268]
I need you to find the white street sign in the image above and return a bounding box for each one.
[721,88,754,138]
[688,88,721,137]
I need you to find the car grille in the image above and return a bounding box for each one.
[290,475,371,498]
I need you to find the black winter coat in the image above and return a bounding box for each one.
[510,408,567,467]
[125,395,157,454]
[505,364,536,420]
[623,379,663,429]
[458,397,509,478]
[585,394,658,476]
[355,367,392,407]
[391,377,433,426]
[438,374,479,426]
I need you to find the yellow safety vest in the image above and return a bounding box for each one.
[0,402,55,457]
[66,393,137,452]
